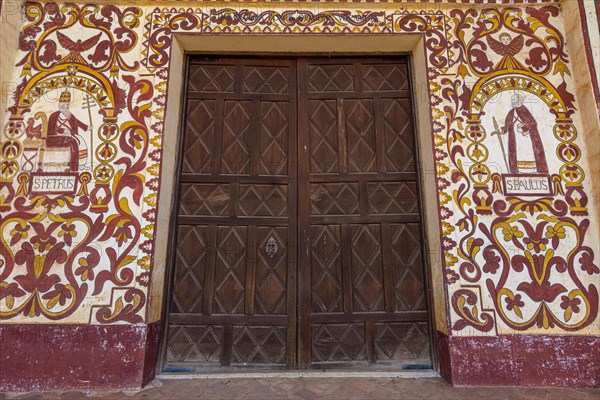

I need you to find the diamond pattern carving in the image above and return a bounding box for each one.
[222,102,251,174]
[309,100,338,173]
[311,226,343,312]
[260,102,288,175]
[368,182,418,214]
[244,67,289,94]
[171,226,207,313]
[239,185,287,217]
[232,325,287,365]
[312,324,366,362]
[214,227,247,314]
[308,65,354,92]
[255,228,287,314]
[166,325,223,364]
[310,183,359,215]
[179,184,230,216]
[375,322,430,362]
[383,99,414,172]
[183,100,215,174]
[189,65,235,93]
[362,65,407,91]
[345,100,376,172]
[351,225,384,312]
[391,224,425,311]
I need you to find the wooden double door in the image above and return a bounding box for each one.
[163,57,432,371]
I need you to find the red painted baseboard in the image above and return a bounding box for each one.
[437,331,600,388]
[0,322,160,391]
[2,323,597,390]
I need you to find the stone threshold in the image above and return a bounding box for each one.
[157,370,441,380]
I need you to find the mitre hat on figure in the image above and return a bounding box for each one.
[59,90,71,103]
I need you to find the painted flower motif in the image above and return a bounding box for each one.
[523,237,548,253]
[9,223,28,246]
[14,271,60,296]
[66,65,79,76]
[441,221,455,236]
[115,224,133,246]
[434,148,448,161]
[439,206,453,220]
[148,149,161,162]
[42,284,72,309]
[432,121,444,134]
[555,124,574,141]
[30,234,57,252]
[471,146,485,161]
[157,68,169,79]
[137,255,152,271]
[100,125,118,141]
[467,125,484,141]
[142,208,157,222]
[502,226,523,241]
[457,64,470,78]
[559,144,578,161]
[437,178,450,190]
[75,257,95,281]
[154,94,167,106]
[483,250,501,274]
[563,165,581,181]
[504,294,524,311]
[445,268,459,284]
[140,239,153,254]
[442,237,457,251]
[579,252,599,275]
[445,252,459,267]
[145,178,159,190]
[136,271,150,287]
[6,121,23,137]
[560,296,581,314]
[471,165,489,180]
[0,160,18,177]
[58,223,77,246]
[428,68,440,80]
[0,282,26,310]
[545,225,566,240]
[96,165,112,180]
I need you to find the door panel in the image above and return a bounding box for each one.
[298,58,430,369]
[165,58,297,370]
[165,56,431,372]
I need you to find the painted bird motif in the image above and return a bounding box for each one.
[56,31,102,63]
[25,117,43,139]
[57,31,102,53]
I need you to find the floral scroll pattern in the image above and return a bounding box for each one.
[436,6,598,333]
[0,3,152,323]
[0,3,597,335]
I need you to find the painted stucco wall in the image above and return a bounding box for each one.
[0,0,598,389]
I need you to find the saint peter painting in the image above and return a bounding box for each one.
[46,90,89,172]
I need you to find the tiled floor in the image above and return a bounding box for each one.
[2,377,599,399]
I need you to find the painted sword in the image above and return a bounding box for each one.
[491,116,510,172]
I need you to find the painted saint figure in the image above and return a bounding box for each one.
[46,90,89,172]
[500,93,548,174]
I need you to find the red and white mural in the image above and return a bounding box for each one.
[0,2,598,339]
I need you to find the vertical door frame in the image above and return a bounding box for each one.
[158,55,192,373]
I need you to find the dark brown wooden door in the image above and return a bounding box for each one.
[163,57,431,372]
[297,58,430,369]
